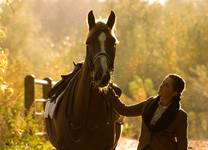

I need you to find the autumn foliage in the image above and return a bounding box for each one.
[0,0,208,149]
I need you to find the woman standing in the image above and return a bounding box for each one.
[111,74,188,150]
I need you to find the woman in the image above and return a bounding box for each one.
[111,74,188,150]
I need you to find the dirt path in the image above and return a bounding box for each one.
[116,137,208,150]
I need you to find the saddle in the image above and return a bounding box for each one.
[44,62,82,119]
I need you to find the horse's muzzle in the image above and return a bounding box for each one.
[100,72,110,87]
[94,70,110,87]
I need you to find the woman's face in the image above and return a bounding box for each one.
[158,76,177,100]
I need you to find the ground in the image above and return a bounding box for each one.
[117,137,208,150]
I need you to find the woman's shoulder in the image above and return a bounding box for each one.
[140,96,154,105]
[171,109,187,127]
[147,96,154,101]
[144,96,155,103]
[178,108,188,120]
[144,96,157,104]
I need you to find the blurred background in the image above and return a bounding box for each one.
[0,0,208,149]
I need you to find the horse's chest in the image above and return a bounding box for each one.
[87,89,111,123]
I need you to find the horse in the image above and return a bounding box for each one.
[45,10,122,150]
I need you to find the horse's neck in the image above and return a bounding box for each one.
[72,61,91,126]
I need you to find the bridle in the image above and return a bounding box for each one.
[87,44,114,72]
[93,52,111,67]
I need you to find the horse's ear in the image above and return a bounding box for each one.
[88,10,95,30]
[106,11,115,29]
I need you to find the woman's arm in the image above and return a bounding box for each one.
[175,111,188,150]
[110,89,153,117]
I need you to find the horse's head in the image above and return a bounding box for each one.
[86,10,118,88]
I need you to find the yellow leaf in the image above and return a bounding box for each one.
[0,29,6,40]
[4,0,13,5]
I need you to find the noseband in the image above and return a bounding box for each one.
[87,44,114,71]
[93,51,111,67]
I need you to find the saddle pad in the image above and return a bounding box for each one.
[44,91,64,119]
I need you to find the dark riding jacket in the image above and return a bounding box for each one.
[111,95,188,150]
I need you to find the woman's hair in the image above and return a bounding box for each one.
[167,74,186,95]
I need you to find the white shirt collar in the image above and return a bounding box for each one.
[158,100,171,109]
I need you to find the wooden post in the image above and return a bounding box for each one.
[24,75,55,136]
[24,75,35,114]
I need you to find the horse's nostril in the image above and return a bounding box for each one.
[102,72,110,83]
[94,70,102,81]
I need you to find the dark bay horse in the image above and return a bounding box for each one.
[45,11,122,150]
